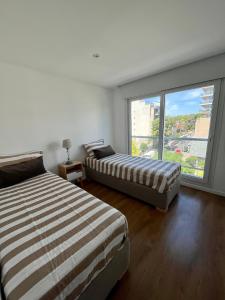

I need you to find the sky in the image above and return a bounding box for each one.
[144,87,208,116]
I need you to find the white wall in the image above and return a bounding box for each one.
[113,53,225,196]
[0,62,114,172]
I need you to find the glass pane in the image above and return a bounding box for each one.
[164,85,214,138]
[131,137,159,159]
[131,96,160,137]
[163,138,207,178]
[163,84,215,179]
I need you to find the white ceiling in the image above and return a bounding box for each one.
[0,0,225,87]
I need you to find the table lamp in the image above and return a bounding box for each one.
[62,139,73,165]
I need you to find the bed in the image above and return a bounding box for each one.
[85,153,181,211]
[0,161,129,300]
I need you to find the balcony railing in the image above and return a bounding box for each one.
[131,135,208,142]
[131,135,207,177]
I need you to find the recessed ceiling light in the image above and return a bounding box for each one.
[92,53,100,58]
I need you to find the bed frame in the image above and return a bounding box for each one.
[85,166,180,211]
[79,238,130,300]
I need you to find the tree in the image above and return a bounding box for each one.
[140,142,148,154]
[152,118,160,137]
[152,113,203,138]
[132,140,140,156]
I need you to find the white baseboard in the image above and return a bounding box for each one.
[181,181,225,198]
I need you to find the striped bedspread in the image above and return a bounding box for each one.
[85,153,181,194]
[0,172,128,300]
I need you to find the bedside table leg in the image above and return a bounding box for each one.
[80,178,84,188]
[75,178,84,188]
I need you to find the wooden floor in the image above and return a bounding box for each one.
[83,181,225,300]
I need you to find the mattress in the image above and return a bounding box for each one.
[85,153,181,194]
[0,172,128,300]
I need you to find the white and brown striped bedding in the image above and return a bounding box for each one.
[0,172,128,300]
[83,140,104,158]
[0,151,42,167]
[85,153,181,194]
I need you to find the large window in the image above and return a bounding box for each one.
[129,81,219,181]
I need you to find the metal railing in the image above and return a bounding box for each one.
[131,135,207,172]
[131,135,208,142]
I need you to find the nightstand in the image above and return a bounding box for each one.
[58,161,84,187]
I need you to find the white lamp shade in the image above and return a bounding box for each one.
[62,139,72,149]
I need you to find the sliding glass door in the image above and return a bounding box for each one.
[129,81,219,182]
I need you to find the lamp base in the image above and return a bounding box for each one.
[65,160,73,165]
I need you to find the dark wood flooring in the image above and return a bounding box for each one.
[83,181,225,300]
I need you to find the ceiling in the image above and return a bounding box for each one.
[0,0,225,87]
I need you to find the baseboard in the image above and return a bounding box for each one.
[181,181,225,198]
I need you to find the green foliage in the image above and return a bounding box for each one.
[163,150,204,177]
[152,118,160,137]
[152,113,202,137]
[181,155,205,170]
[182,166,196,176]
[163,150,183,163]
[132,140,140,156]
[140,142,148,154]
[151,112,205,177]
[185,156,198,168]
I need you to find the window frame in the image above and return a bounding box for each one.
[127,79,221,184]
